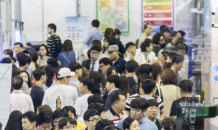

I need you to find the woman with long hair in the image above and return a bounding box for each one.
[4,49,17,63]
[47,58,60,69]
[42,66,56,91]
[140,39,156,64]
[113,29,121,40]
[119,76,130,98]
[20,71,33,89]
[5,110,22,130]
[107,67,118,77]
[38,44,50,67]
[89,71,105,95]
[57,39,76,67]
[100,37,114,59]
[28,50,39,71]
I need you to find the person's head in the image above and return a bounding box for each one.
[83,109,100,129]
[58,117,77,130]
[139,79,156,96]
[37,112,52,130]
[108,45,119,61]
[104,126,121,130]
[144,24,152,35]
[111,92,126,112]
[161,117,176,130]
[113,29,121,39]
[137,74,151,90]
[88,103,105,119]
[12,76,23,90]
[89,71,105,94]
[5,110,22,130]
[107,67,118,77]
[52,109,64,130]
[88,94,104,104]
[68,62,82,78]
[126,42,136,54]
[152,33,165,46]
[39,45,49,57]
[1,58,12,63]
[80,67,89,80]
[105,75,120,92]
[12,64,21,78]
[146,99,158,120]
[103,37,114,52]
[17,54,30,69]
[172,31,179,43]
[123,117,140,130]
[130,97,149,121]
[92,40,103,51]
[62,40,73,54]
[119,76,130,98]
[161,68,177,85]
[104,28,114,38]
[92,20,100,28]
[179,80,193,95]
[37,105,52,115]
[20,71,33,88]
[141,39,153,53]
[178,30,186,38]
[172,54,184,71]
[13,42,23,54]
[95,119,114,130]
[176,44,187,57]
[160,25,166,31]
[33,68,46,82]
[62,106,76,119]
[4,49,16,62]
[152,63,162,81]
[90,45,101,61]
[79,77,94,94]
[28,50,39,68]
[99,58,112,75]
[47,58,60,68]
[57,68,75,85]
[22,111,38,130]
[161,27,171,39]
[125,60,138,74]
[138,64,152,76]
[45,66,55,88]
[47,23,56,34]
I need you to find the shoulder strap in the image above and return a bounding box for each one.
[62,53,71,63]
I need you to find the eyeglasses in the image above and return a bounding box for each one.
[63,125,77,130]
[41,126,52,130]
[88,118,101,122]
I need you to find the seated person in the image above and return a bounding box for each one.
[58,117,77,130]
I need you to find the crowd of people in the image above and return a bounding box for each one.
[0,19,203,130]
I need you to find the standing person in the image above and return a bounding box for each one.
[122,117,140,130]
[45,23,62,58]
[42,68,78,111]
[140,39,156,64]
[28,50,39,71]
[22,111,38,130]
[108,45,126,74]
[20,71,33,89]
[10,76,34,114]
[38,45,51,67]
[57,40,76,67]
[100,37,114,59]
[42,66,56,92]
[119,76,130,98]
[4,49,17,63]
[5,110,23,130]
[113,29,121,40]
[138,24,152,48]
[84,19,103,48]
[37,112,53,130]
[166,31,179,47]
[99,58,113,78]
[31,68,46,112]
[152,33,165,56]
[75,77,94,119]
[171,55,184,86]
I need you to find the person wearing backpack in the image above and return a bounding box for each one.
[44,23,62,58]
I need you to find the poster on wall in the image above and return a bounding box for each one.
[141,0,173,33]
[66,16,89,59]
[96,0,130,33]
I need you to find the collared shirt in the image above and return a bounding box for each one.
[105,107,128,126]
[10,90,34,114]
[84,28,103,48]
[31,85,45,112]
[138,33,148,48]
[113,57,126,74]
[108,88,119,95]
[125,52,146,65]
[90,59,100,72]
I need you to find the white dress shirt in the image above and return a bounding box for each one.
[125,52,146,64]
[142,51,156,64]
[10,90,34,114]
[90,59,100,72]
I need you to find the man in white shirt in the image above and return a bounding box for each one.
[138,24,152,48]
[10,76,34,114]
[75,77,94,119]
[42,68,78,111]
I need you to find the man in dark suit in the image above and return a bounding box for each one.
[82,45,101,72]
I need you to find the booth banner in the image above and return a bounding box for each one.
[0,64,12,128]
[96,0,130,33]
[66,16,90,59]
[141,0,173,33]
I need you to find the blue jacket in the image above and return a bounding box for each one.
[104,89,121,111]
[31,85,44,112]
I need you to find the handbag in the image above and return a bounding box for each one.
[62,53,71,63]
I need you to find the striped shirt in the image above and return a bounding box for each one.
[105,107,128,126]
[46,35,61,58]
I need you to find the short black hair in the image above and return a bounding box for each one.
[144,24,151,30]
[130,97,149,112]
[99,58,112,66]
[88,103,105,115]
[38,112,52,126]
[17,54,29,67]
[153,33,165,45]
[1,58,12,63]
[125,60,138,73]
[141,39,153,52]
[88,94,104,104]
[62,106,76,118]
[126,42,135,49]
[33,68,46,81]
[68,62,82,72]
[90,45,101,53]
[104,126,121,130]
[83,109,99,121]
[138,73,151,86]
[105,75,120,88]
[138,64,152,75]
[178,30,186,37]
[12,64,21,78]
[152,63,162,81]
[81,77,94,92]
[147,99,158,108]
[172,54,184,64]
[95,119,114,130]
[172,31,178,38]
[141,79,156,94]
[92,20,100,28]
[52,109,63,120]
[176,44,187,54]
[179,80,193,93]
[123,117,135,130]
[107,67,118,77]
[61,109,68,118]
[14,42,23,48]
[162,117,176,130]
[58,117,77,129]
[160,25,166,31]
[12,76,23,90]
[134,67,140,77]
[22,111,38,126]
[111,92,125,105]
[48,23,57,32]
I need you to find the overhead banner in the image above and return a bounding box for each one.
[96,0,130,33]
[66,16,90,59]
[141,0,173,33]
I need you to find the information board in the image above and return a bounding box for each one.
[96,0,130,33]
[141,0,173,33]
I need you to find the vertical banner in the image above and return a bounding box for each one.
[96,0,130,33]
[66,16,90,59]
[141,0,173,33]
[0,64,12,128]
